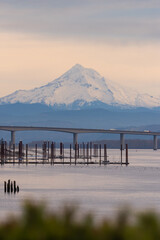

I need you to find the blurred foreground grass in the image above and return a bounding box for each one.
[0,201,160,240]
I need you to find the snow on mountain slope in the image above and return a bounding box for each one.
[0,64,159,109]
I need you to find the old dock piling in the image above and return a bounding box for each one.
[0,140,129,165]
[4,180,20,194]
[35,144,37,161]
[4,181,6,193]
[18,141,23,161]
[126,144,129,165]
[70,144,72,164]
[121,144,123,165]
[99,144,101,165]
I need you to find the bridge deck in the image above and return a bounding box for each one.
[0,126,159,136]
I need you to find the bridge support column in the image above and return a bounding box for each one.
[11,131,15,146]
[120,133,125,150]
[153,135,158,150]
[73,133,78,149]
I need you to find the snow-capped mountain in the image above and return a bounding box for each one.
[0,64,160,109]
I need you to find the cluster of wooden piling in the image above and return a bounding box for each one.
[0,140,129,165]
[4,180,19,194]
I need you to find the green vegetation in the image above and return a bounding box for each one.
[0,201,160,240]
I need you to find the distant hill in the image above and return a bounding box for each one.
[0,103,160,142]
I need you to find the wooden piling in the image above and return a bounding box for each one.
[106,144,108,163]
[4,141,7,161]
[99,144,101,165]
[4,179,19,194]
[104,144,107,163]
[7,179,10,193]
[87,143,89,165]
[90,142,92,159]
[11,182,13,193]
[83,143,85,160]
[51,142,53,164]
[14,181,16,193]
[78,144,79,158]
[26,144,28,163]
[4,181,6,193]
[13,143,15,163]
[62,143,64,164]
[47,141,50,160]
[75,143,77,165]
[70,144,72,165]
[126,144,128,165]
[35,144,37,161]
[42,142,47,162]
[1,142,4,163]
[18,141,23,162]
[9,142,11,159]
[121,144,123,165]
[17,186,19,193]
[60,142,63,157]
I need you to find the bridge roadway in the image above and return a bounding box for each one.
[0,126,159,150]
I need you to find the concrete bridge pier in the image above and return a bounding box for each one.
[11,131,15,146]
[73,133,78,149]
[153,135,158,150]
[120,133,125,150]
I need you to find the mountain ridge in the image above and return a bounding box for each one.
[0,64,160,109]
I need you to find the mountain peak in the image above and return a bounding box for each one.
[71,64,84,70]
[0,65,160,109]
[63,64,92,77]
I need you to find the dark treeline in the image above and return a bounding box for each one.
[93,139,159,149]
[29,139,158,149]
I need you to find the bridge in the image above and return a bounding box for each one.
[0,126,159,150]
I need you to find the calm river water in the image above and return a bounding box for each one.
[0,149,160,220]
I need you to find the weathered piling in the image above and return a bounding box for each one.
[35,144,37,161]
[54,143,56,159]
[83,143,85,160]
[0,140,130,166]
[99,144,101,165]
[18,141,23,161]
[7,179,10,193]
[120,144,123,165]
[75,143,77,165]
[4,141,7,160]
[60,142,63,157]
[11,182,13,193]
[47,141,50,160]
[78,144,79,158]
[104,144,107,163]
[17,186,19,193]
[93,144,95,157]
[126,144,129,165]
[4,181,6,193]
[4,180,19,194]
[87,143,89,165]
[9,142,11,158]
[1,141,5,156]
[62,143,64,163]
[51,142,54,164]
[13,143,15,162]
[14,181,16,193]
[90,142,92,159]
[42,142,47,161]
[70,144,72,164]
[26,144,28,163]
